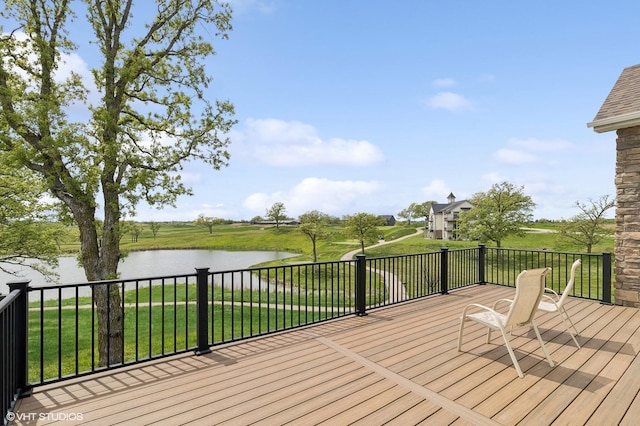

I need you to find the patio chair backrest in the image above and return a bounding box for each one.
[557,259,581,307]
[506,267,551,326]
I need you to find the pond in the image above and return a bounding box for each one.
[0,249,299,295]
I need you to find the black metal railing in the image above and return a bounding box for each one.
[1,281,29,426]
[24,272,207,387]
[1,245,614,423]
[482,247,612,302]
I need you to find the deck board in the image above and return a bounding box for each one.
[12,284,640,425]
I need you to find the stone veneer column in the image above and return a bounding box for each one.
[615,126,640,307]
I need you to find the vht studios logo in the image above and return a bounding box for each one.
[6,412,84,422]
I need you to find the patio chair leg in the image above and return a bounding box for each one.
[560,307,581,348]
[532,320,555,368]
[457,318,466,351]
[499,328,523,378]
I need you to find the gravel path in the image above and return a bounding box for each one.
[340,228,423,303]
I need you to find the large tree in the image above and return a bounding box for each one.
[457,181,535,247]
[299,210,330,262]
[345,212,384,254]
[397,203,417,225]
[266,202,287,228]
[414,200,436,236]
[195,214,222,234]
[0,0,235,365]
[560,195,615,253]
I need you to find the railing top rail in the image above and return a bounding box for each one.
[367,250,442,260]
[0,288,21,313]
[242,258,354,270]
[486,247,611,256]
[26,272,200,291]
[13,259,356,293]
[367,246,479,261]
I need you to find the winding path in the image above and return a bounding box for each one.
[341,228,423,303]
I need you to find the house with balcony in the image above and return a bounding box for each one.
[427,192,473,240]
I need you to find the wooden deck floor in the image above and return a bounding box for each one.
[13,284,640,425]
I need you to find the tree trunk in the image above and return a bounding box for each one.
[94,283,124,366]
[312,239,318,263]
[72,195,124,366]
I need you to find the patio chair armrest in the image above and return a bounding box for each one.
[544,288,560,299]
[492,298,513,311]
[461,303,503,324]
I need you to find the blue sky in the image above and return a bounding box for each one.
[173,0,629,223]
[19,1,640,222]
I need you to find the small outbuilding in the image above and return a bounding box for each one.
[379,215,397,226]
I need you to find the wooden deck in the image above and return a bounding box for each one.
[12,284,640,425]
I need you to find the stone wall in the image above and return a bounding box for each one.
[615,126,640,306]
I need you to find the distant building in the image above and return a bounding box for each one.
[427,193,473,240]
[379,215,397,226]
[253,220,300,226]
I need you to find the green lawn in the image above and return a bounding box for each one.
[29,220,614,382]
[28,290,337,382]
[58,220,615,263]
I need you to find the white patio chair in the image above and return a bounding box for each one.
[457,267,554,378]
[538,259,581,348]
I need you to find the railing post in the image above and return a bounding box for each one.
[440,247,449,294]
[355,254,367,316]
[194,268,212,355]
[478,244,486,285]
[602,252,612,305]
[8,279,32,398]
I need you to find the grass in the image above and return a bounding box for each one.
[28,289,336,382]
[27,269,381,382]
[58,220,615,262]
[27,220,615,382]
[364,225,614,258]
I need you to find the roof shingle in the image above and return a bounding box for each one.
[588,64,640,133]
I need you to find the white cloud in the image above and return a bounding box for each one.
[493,137,574,165]
[481,172,505,184]
[422,179,450,200]
[243,177,382,217]
[507,137,573,153]
[55,52,89,83]
[174,171,201,184]
[233,118,384,167]
[136,129,183,149]
[433,78,456,88]
[493,149,537,164]
[426,92,472,112]
[4,31,98,117]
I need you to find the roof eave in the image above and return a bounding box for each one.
[587,111,640,133]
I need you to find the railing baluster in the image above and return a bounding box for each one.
[57,286,62,379]
[75,286,79,375]
[135,280,139,361]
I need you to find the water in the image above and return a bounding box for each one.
[0,249,299,296]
